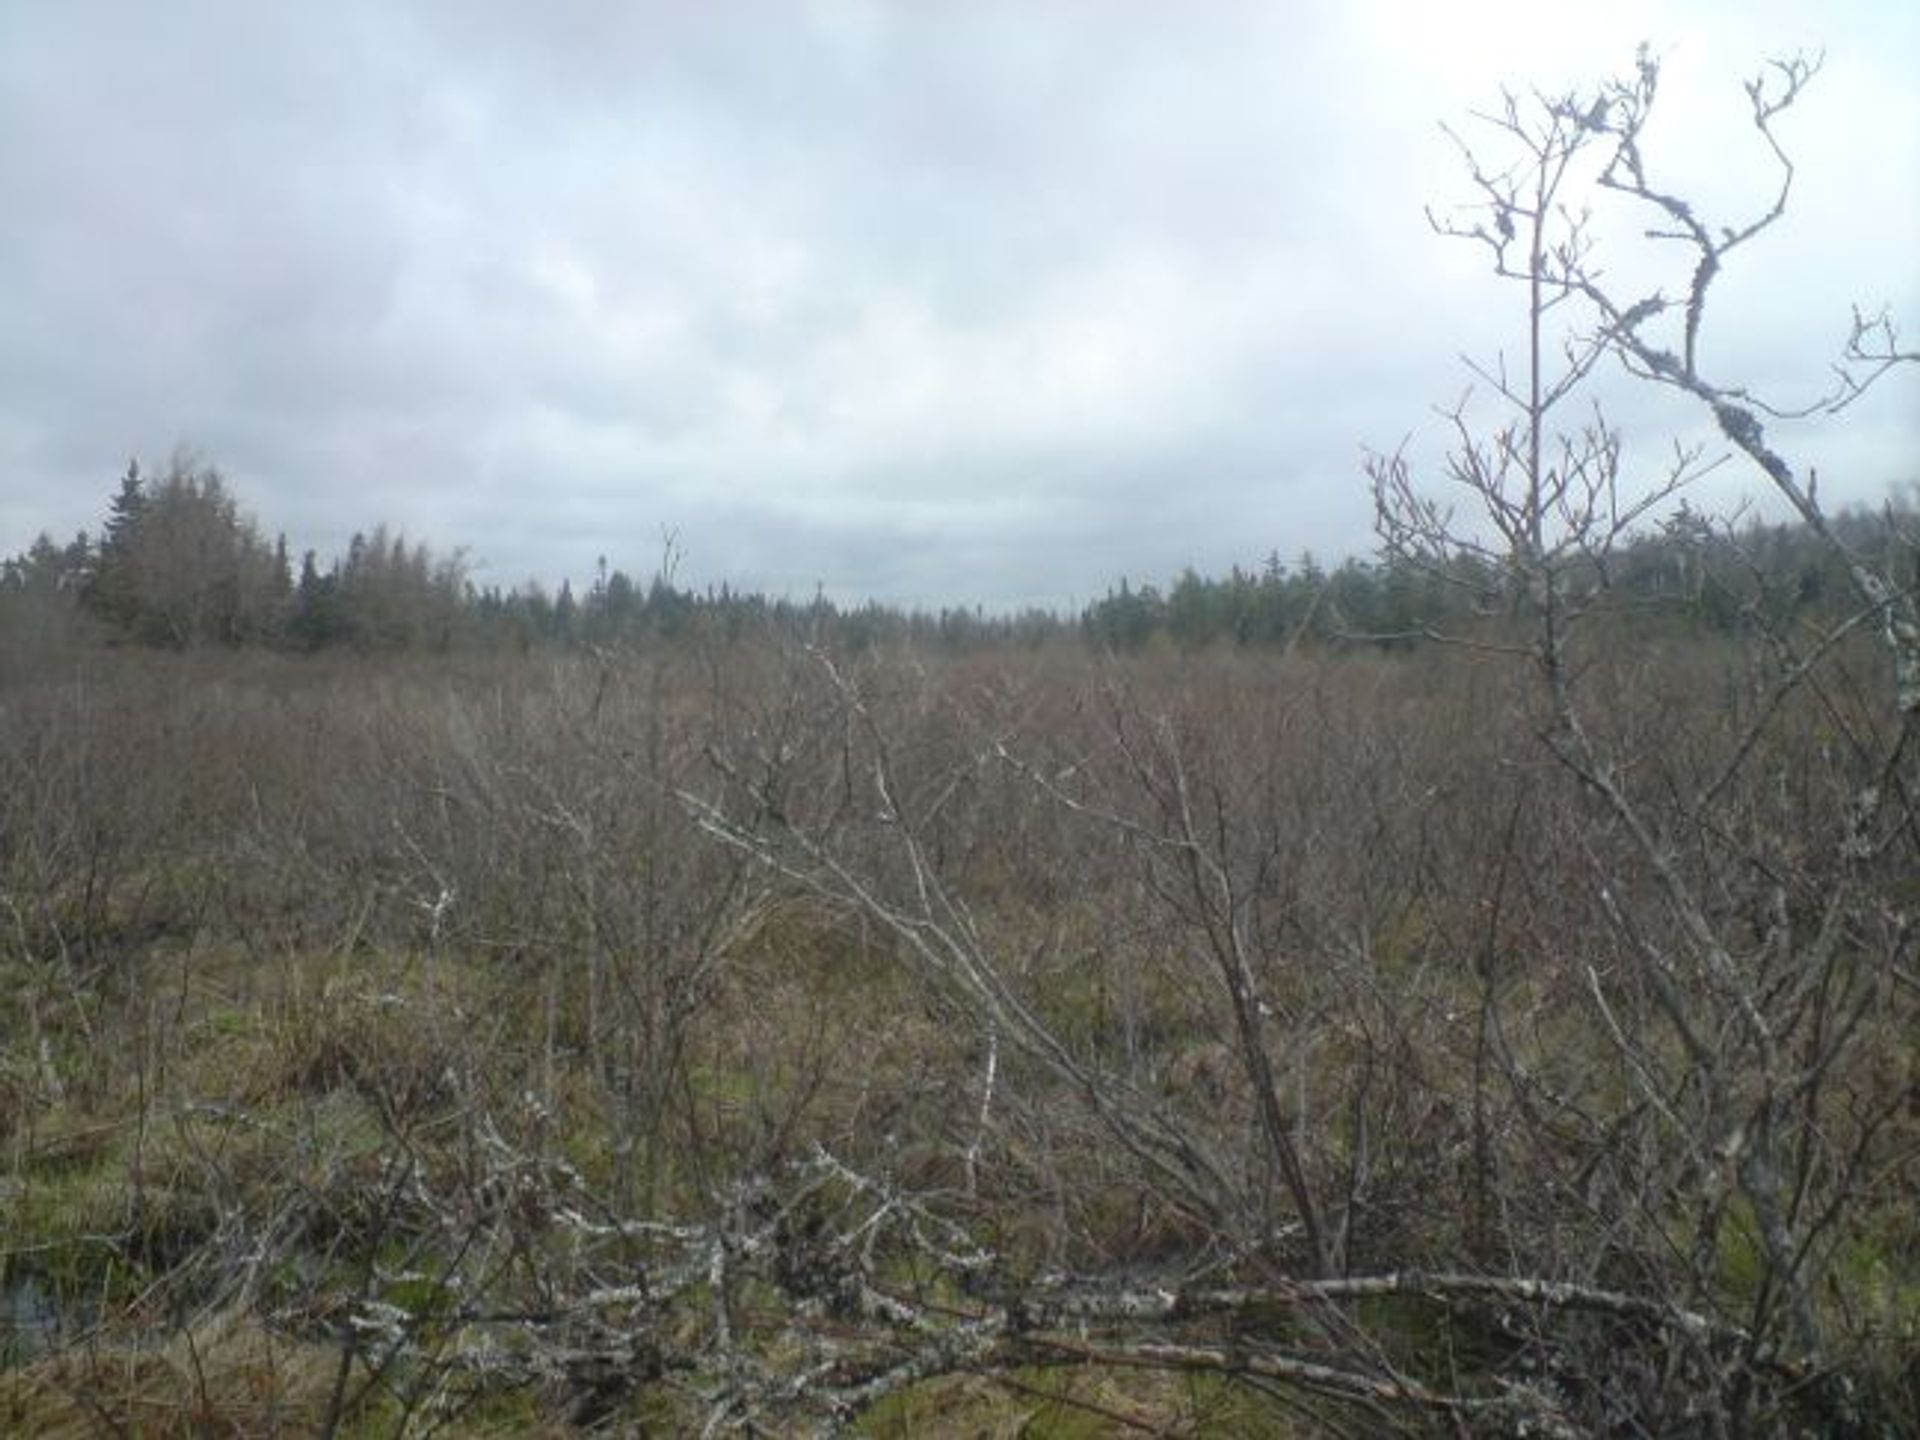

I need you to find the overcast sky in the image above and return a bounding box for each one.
[3,1,1915,610]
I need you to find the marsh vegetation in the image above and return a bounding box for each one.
[2,48,1917,1438]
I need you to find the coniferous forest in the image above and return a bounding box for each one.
[2,53,1918,1438]
[7,451,1911,663]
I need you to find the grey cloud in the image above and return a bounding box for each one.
[3,0,1915,610]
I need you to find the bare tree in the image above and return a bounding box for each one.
[1373,45,1917,1428]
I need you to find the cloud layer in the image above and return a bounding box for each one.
[4,0,1915,608]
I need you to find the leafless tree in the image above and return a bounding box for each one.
[1372,45,1918,1429]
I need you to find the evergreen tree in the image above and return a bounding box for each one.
[85,459,147,629]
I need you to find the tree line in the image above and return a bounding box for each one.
[4,450,1911,656]
[1084,494,1917,650]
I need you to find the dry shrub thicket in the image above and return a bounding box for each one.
[2,50,1917,1439]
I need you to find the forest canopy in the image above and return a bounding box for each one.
[7,451,1912,659]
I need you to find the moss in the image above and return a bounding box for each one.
[858,1367,1312,1437]
[1834,1233,1920,1342]
[379,1273,456,1325]
[1713,1197,1765,1307]
[686,1060,755,1111]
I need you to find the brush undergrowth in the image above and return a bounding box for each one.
[1,643,1914,1435]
